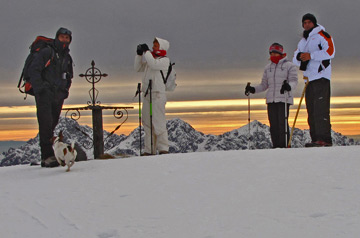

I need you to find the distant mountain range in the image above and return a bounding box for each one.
[0,141,26,153]
[1,117,359,167]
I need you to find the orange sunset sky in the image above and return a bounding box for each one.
[1,95,360,141]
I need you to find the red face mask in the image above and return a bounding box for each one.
[151,50,167,58]
[270,53,286,64]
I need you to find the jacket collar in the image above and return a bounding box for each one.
[307,24,325,38]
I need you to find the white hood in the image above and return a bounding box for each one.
[155,37,170,51]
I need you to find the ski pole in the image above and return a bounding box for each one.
[288,78,309,147]
[149,80,153,155]
[135,83,142,155]
[284,87,288,148]
[245,82,251,150]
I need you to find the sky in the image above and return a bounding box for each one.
[1,0,360,140]
[1,146,360,237]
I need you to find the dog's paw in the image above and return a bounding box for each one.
[60,160,66,167]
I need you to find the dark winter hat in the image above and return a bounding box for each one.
[302,13,317,26]
[56,27,72,42]
[269,43,284,55]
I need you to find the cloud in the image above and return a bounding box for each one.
[1,0,360,137]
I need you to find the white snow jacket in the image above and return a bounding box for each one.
[293,24,335,82]
[134,37,170,93]
[253,57,298,105]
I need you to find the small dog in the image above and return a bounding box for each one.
[51,131,77,172]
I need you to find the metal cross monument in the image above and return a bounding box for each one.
[63,61,133,159]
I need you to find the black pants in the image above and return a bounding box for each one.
[305,78,332,143]
[35,90,65,161]
[267,102,290,148]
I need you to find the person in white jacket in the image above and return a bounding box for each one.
[245,43,298,148]
[293,13,335,147]
[135,37,170,155]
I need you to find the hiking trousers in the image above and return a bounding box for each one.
[35,89,66,160]
[305,78,332,143]
[267,102,290,148]
[142,92,169,154]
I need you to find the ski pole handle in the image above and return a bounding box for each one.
[245,82,251,96]
[135,83,141,96]
[137,82,141,92]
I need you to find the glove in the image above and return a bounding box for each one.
[297,52,309,71]
[296,52,302,61]
[141,44,149,53]
[245,84,255,95]
[280,81,291,94]
[136,44,143,55]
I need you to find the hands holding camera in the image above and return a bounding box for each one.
[136,44,150,55]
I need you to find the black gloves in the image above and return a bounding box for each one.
[136,44,150,55]
[280,80,291,94]
[245,84,255,95]
[141,44,149,52]
[297,52,309,71]
[136,44,143,55]
[296,52,302,61]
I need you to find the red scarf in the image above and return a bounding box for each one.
[270,53,286,64]
[151,50,167,58]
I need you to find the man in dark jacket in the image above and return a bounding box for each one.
[29,27,73,167]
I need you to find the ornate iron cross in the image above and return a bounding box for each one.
[63,61,133,159]
[79,60,108,106]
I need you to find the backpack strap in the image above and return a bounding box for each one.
[160,70,166,84]
[160,62,175,84]
[46,45,56,65]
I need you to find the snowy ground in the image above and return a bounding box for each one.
[1,146,360,238]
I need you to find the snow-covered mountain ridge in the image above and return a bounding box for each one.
[1,117,358,166]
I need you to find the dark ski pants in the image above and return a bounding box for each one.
[35,90,65,161]
[267,102,290,148]
[305,78,332,144]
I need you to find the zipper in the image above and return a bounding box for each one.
[273,64,277,101]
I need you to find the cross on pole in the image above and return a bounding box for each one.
[79,60,108,106]
[63,61,133,159]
